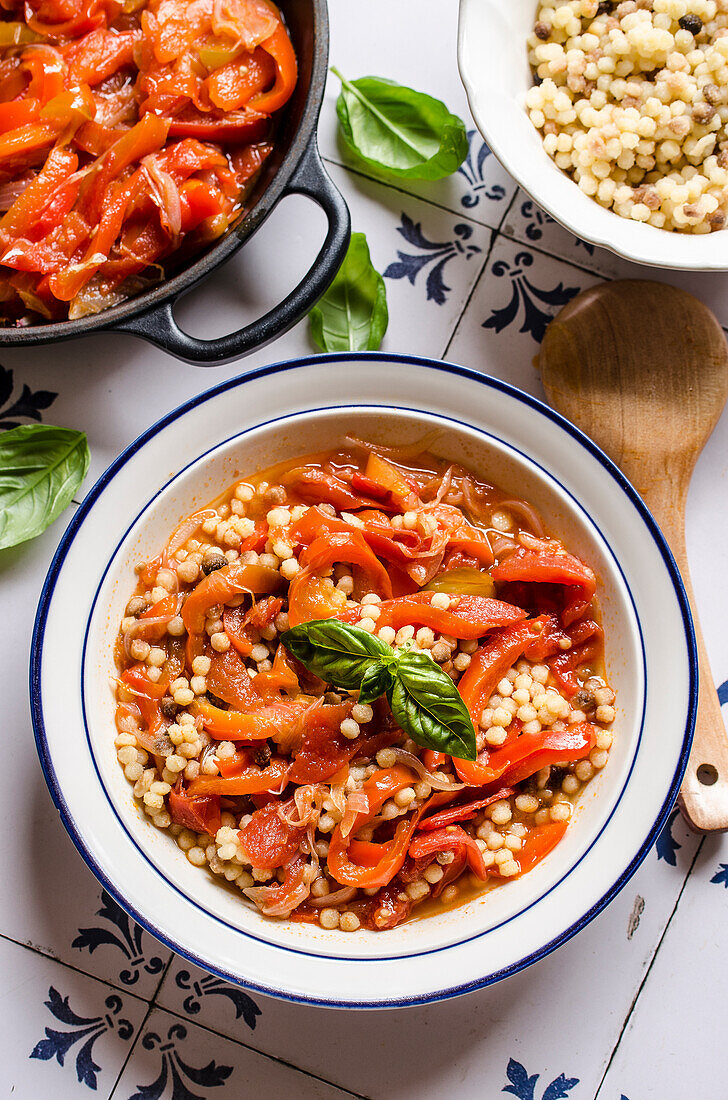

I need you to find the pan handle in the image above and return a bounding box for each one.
[111,137,350,365]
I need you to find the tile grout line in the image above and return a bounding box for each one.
[105,999,157,1100]
[439,184,522,359]
[591,835,706,1100]
[497,225,611,281]
[322,153,507,237]
[146,992,372,1100]
[0,929,153,1008]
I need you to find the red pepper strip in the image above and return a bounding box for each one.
[165,111,269,143]
[0,143,76,234]
[491,548,596,627]
[423,749,448,770]
[223,596,282,658]
[281,466,382,511]
[238,798,305,869]
[205,647,259,709]
[501,820,569,876]
[344,592,525,640]
[239,519,268,553]
[206,45,276,112]
[64,27,139,86]
[327,766,419,888]
[187,757,288,798]
[456,722,597,789]
[131,593,177,643]
[182,562,283,637]
[549,620,603,697]
[121,663,168,701]
[168,783,221,836]
[193,698,310,742]
[458,617,548,729]
[179,178,224,233]
[80,112,169,226]
[418,786,514,832]
[288,702,357,783]
[409,825,491,880]
[0,98,40,133]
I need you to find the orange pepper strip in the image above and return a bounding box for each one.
[249,23,298,115]
[494,821,568,877]
[327,766,419,889]
[0,121,59,165]
[0,143,77,234]
[299,532,393,597]
[0,99,40,133]
[192,698,310,742]
[187,758,288,797]
[182,562,283,637]
[343,592,526,640]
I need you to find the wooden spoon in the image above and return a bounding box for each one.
[540,279,728,833]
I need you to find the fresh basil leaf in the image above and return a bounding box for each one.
[309,232,388,353]
[388,650,477,761]
[0,424,89,551]
[332,69,469,181]
[281,618,394,690]
[357,662,394,707]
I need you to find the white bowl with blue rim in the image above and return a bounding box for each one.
[457,0,728,270]
[30,353,696,1008]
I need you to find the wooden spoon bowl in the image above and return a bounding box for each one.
[540,279,728,833]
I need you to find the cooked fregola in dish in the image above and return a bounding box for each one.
[113,441,616,932]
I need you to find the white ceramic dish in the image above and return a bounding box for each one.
[31,353,696,1008]
[457,0,728,270]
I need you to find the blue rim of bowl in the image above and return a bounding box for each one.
[78,403,647,962]
[29,352,698,1009]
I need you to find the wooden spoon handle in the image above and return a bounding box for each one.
[641,490,728,833]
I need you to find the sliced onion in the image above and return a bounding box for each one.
[162,509,218,568]
[211,0,278,48]
[344,433,442,460]
[339,788,369,838]
[388,748,466,792]
[244,868,310,917]
[328,779,348,818]
[0,174,34,210]
[278,784,326,829]
[143,157,182,241]
[309,887,357,909]
[497,499,546,538]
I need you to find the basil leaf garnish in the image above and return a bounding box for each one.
[387,651,477,761]
[281,619,393,691]
[332,69,469,181]
[281,619,477,760]
[309,232,388,353]
[0,424,90,551]
[357,662,394,707]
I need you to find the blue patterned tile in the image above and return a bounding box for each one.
[72,891,168,993]
[383,214,482,306]
[0,359,57,429]
[156,960,261,1037]
[111,1008,348,1100]
[503,1058,579,1100]
[0,935,146,1098]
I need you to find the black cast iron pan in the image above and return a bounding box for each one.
[0,0,350,366]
